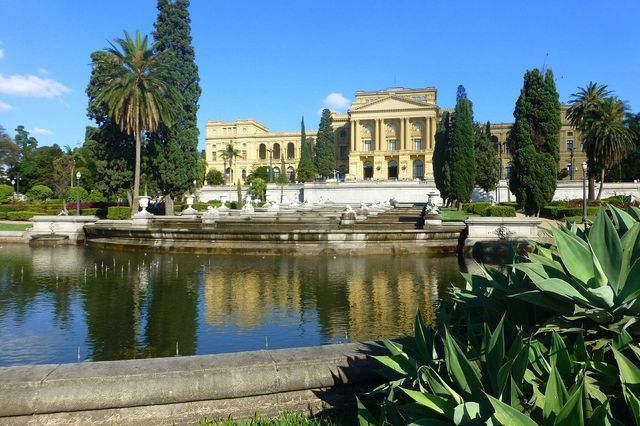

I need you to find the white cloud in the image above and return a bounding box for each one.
[38,67,51,76]
[32,127,53,136]
[322,92,351,112]
[0,100,12,111]
[0,74,70,98]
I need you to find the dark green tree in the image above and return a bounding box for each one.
[474,121,499,193]
[508,68,561,215]
[246,165,270,184]
[9,126,64,192]
[447,88,476,206]
[621,112,640,181]
[314,109,335,178]
[297,116,316,182]
[147,0,200,215]
[432,111,451,203]
[52,154,76,214]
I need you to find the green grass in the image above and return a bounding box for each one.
[440,208,479,222]
[0,222,30,231]
[563,215,596,224]
[199,409,353,426]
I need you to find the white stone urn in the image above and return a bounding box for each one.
[186,195,195,208]
[139,195,151,212]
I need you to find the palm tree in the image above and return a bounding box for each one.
[567,82,612,199]
[220,143,240,185]
[588,98,633,199]
[95,30,179,216]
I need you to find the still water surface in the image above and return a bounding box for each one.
[0,245,465,366]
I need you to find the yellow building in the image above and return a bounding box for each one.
[205,87,586,183]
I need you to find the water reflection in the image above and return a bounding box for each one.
[0,245,464,366]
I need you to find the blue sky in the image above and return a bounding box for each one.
[0,0,638,151]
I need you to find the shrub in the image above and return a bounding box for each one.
[484,205,516,217]
[249,178,266,202]
[467,202,491,216]
[86,190,108,202]
[547,199,569,207]
[0,204,28,213]
[205,169,225,185]
[81,208,107,218]
[107,206,131,220]
[174,204,183,213]
[7,211,47,221]
[26,185,53,201]
[68,187,89,202]
[0,184,13,201]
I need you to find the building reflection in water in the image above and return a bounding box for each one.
[202,255,462,344]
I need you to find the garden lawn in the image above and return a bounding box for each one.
[0,222,30,231]
[440,207,479,221]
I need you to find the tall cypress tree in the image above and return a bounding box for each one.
[314,109,336,178]
[447,86,476,206]
[508,69,560,215]
[148,0,201,214]
[297,117,316,182]
[433,111,451,203]
[474,121,499,193]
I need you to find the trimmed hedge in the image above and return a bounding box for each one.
[107,206,131,220]
[463,202,491,215]
[0,204,31,213]
[81,208,107,218]
[540,206,600,220]
[7,211,47,221]
[485,205,516,217]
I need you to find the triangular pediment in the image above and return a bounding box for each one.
[350,95,430,113]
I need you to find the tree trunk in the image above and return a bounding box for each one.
[131,131,142,217]
[596,169,605,200]
[165,194,174,216]
[588,159,596,201]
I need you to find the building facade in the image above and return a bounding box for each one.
[205,87,587,184]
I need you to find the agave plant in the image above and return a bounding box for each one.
[451,206,640,343]
[360,313,640,425]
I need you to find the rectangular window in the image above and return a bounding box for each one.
[414,138,423,150]
[212,151,216,161]
[339,146,348,160]
[567,139,574,151]
[388,139,397,151]
[364,140,373,152]
[567,131,574,137]
[242,150,247,160]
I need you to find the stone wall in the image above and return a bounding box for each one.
[0,342,384,425]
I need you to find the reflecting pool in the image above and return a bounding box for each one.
[0,245,466,366]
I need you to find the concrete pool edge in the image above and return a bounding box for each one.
[0,341,386,425]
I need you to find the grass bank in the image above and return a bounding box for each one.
[0,222,30,231]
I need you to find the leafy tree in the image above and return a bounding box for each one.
[0,184,12,200]
[314,109,335,178]
[447,88,476,206]
[52,155,76,213]
[0,125,18,177]
[93,30,180,216]
[433,111,451,203]
[297,117,316,182]
[249,177,266,202]
[205,169,224,185]
[147,0,201,215]
[568,83,633,198]
[508,68,561,215]
[474,121,499,193]
[245,165,270,184]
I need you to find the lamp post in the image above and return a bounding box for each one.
[16,176,21,195]
[569,147,574,180]
[582,162,587,225]
[11,179,15,196]
[76,171,81,216]
[267,149,273,183]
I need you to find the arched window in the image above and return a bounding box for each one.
[287,166,295,182]
[363,161,373,179]
[226,167,233,182]
[273,143,281,160]
[273,166,280,179]
[241,169,247,181]
[388,160,398,180]
[413,160,424,179]
[287,143,295,159]
[259,144,267,160]
[506,162,513,179]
